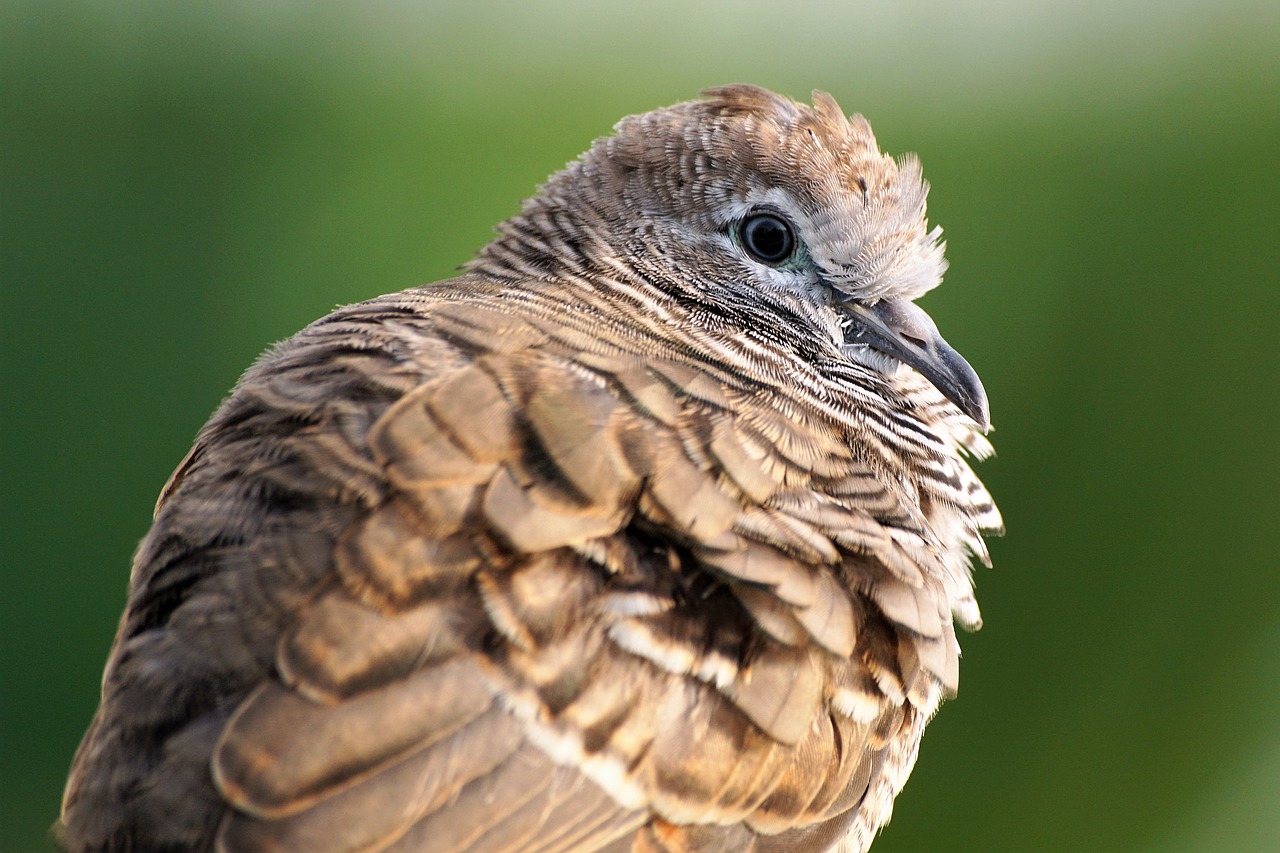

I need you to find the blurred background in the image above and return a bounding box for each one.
[3,1,1278,850]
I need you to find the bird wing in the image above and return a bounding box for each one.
[63,281,961,853]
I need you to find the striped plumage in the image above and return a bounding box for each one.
[61,85,1001,853]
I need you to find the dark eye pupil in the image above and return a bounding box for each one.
[740,214,794,264]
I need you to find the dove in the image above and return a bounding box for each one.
[61,84,1001,853]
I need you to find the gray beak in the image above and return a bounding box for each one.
[843,297,991,431]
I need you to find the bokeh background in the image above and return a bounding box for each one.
[3,1,1278,850]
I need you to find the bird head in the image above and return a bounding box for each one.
[475,84,989,431]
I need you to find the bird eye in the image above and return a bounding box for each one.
[738,213,795,265]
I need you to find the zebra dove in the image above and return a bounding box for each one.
[61,85,1001,853]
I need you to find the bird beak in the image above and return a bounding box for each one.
[842,296,991,431]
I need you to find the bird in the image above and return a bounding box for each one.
[60,84,1002,853]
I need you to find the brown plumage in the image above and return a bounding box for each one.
[60,85,1001,853]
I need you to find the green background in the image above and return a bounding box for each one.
[4,2,1278,850]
